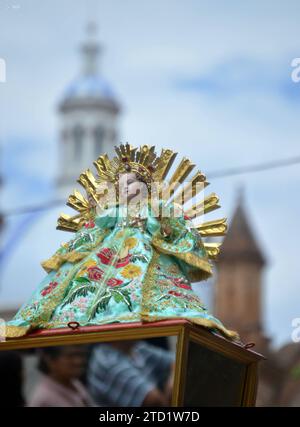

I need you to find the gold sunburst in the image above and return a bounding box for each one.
[57,143,227,260]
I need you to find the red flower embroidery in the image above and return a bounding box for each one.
[177,283,191,290]
[85,220,95,229]
[168,290,182,298]
[115,254,131,268]
[184,215,191,221]
[163,274,191,290]
[97,248,131,268]
[172,278,191,290]
[97,248,114,265]
[41,281,59,296]
[87,266,104,281]
[107,278,123,287]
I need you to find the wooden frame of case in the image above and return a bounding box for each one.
[0,319,264,406]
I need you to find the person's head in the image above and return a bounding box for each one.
[38,345,87,383]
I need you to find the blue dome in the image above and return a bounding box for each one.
[62,74,116,101]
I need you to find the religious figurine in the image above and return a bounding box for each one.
[4,144,238,340]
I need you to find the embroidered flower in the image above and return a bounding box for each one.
[73,297,88,309]
[84,220,95,229]
[87,266,104,281]
[107,278,123,287]
[176,283,191,290]
[168,290,182,298]
[115,254,131,268]
[172,278,191,290]
[77,260,97,276]
[84,260,98,268]
[96,248,113,265]
[97,248,131,268]
[121,264,142,279]
[124,237,137,249]
[41,281,59,296]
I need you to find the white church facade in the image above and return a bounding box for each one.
[57,22,121,196]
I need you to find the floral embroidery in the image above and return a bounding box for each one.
[107,278,123,287]
[72,297,88,310]
[87,281,132,319]
[168,290,182,297]
[96,247,131,268]
[77,260,97,277]
[85,220,95,229]
[96,248,113,264]
[166,288,205,310]
[173,279,191,290]
[121,264,142,279]
[41,281,59,297]
[124,237,137,249]
[6,202,237,341]
[87,266,104,281]
[115,254,132,268]
[69,232,94,251]
[161,273,191,290]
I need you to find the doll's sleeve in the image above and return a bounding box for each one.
[40,207,116,273]
[151,207,213,282]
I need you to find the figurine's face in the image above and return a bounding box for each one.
[118,172,148,204]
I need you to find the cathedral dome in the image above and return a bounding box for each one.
[59,22,120,113]
[62,74,116,101]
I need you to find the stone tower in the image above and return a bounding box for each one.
[57,23,121,196]
[214,194,269,352]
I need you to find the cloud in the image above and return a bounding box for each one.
[173,56,300,105]
[1,136,56,210]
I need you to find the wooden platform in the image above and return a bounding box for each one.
[0,319,264,406]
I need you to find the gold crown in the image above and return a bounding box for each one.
[93,143,178,185]
[57,143,227,260]
[95,144,157,185]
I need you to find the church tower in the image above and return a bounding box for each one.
[57,23,121,196]
[214,193,269,352]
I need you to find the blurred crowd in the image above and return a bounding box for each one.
[0,338,175,407]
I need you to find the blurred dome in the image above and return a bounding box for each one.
[58,22,120,113]
[62,74,117,101]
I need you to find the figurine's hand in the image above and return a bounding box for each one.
[160,223,172,238]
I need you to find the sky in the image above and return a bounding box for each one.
[0,0,300,348]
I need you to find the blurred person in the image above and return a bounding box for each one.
[87,339,175,407]
[29,345,95,407]
[0,350,25,406]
